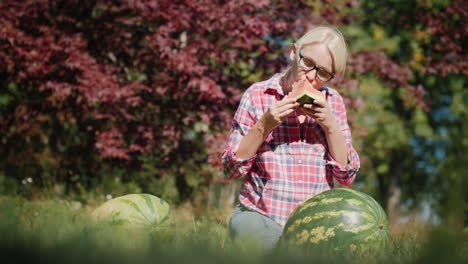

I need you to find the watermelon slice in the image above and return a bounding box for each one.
[289,80,325,105]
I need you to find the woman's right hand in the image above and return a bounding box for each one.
[261,95,299,132]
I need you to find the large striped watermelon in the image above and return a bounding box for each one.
[91,194,175,235]
[282,188,389,252]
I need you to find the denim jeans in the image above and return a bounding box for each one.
[228,204,283,250]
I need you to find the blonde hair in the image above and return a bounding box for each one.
[295,26,348,74]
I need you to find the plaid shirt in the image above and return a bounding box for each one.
[222,74,360,227]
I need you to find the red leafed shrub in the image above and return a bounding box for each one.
[416,0,468,76]
[0,0,320,199]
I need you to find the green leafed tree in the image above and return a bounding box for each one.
[345,0,467,227]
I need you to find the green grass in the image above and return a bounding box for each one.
[0,196,467,264]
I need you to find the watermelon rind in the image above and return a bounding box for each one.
[295,92,319,105]
[281,188,390,253]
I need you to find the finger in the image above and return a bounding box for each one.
[313,113,325,121]
[271,104,296,119]
[279,97,300,107]
[302,104,322,115]
[277,102,299,113]
[321,90,327,98]
[276,100,298,110]
[279,108,295,119]
[310,106,324,113]
[301,104,315,110]
[302,105,313,111]
[301,108,315,116]
[280,97,299,105]
[312,98,327,107]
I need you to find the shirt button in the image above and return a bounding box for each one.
[298,180,303,184]
[298,160,302,164]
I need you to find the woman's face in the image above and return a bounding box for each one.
[291,43,334,90]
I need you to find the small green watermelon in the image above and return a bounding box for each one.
[91,193,175,235]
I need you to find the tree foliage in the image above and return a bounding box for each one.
[0,0,352,200]
[351,0,467,224]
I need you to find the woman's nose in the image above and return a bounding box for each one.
[306,69,317,82]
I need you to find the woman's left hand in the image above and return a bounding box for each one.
[301,90,339,132]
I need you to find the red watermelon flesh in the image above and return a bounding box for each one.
[289,80,324,105]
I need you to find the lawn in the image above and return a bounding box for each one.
[0,196,466,264]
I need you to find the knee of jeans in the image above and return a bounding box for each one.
[229,212,282,250]
[230,210,274,236]
[228,210,245,238]
[229,209,256,237]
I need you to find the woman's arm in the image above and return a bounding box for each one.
[322,122,348,167]
[301,90,360,185]
[236,96,299,159]
[301,90,347,166]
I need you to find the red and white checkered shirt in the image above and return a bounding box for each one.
[222,74,360,227]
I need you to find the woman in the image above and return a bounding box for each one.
[222,26,360,249]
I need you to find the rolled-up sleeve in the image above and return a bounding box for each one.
[326,92,360,185]
[222,89,257,179]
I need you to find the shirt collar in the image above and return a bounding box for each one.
[265,73,285,96]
